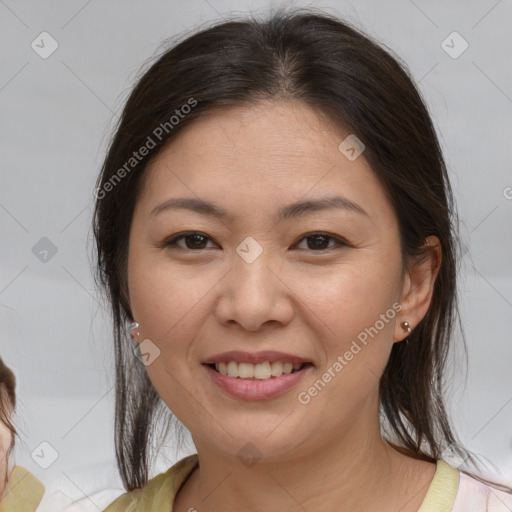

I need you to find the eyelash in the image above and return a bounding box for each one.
[162,231,349,252]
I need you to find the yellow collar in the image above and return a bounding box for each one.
[0,466,45,512]
[418,459,459,512]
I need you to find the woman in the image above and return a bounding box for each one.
[95,8,512,511]
[0,357,45,511]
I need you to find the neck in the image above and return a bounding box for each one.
[174,404,435,512]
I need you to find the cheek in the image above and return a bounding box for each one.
[130,271,217,348]
[127,258,206,422]
[296,258,400,335]
[295,273,398,428]
[295,261,400,401]
[127,253,222,416]
[127,239,213,340]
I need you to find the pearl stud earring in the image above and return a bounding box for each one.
[401,321,411,334]
[129,321,140,339]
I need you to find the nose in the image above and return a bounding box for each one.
[214,246,294,332]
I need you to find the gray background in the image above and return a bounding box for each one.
[1,0,511,507]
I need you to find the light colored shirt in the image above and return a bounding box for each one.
[103,455,512,511]
[0,465,45,512]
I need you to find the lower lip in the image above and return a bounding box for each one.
[203,364,313,400]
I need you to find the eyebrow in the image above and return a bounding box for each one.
[150,195,369,222]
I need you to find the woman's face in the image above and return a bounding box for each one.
[127,100,421,462]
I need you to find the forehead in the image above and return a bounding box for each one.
[149,100,350,172]
[137,100,393,223]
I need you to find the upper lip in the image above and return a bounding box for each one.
[203,351,312,365]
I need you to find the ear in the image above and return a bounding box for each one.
[394,235,442,343]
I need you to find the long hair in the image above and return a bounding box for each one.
[92,7,506,492]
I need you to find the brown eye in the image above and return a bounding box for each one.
[164,232,216,250]
[163,231,348,252]
[295,233,348,251]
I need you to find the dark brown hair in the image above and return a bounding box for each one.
[92,7,503,492]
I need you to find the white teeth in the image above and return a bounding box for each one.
[283,363,293,374]
[227,361,238,378]
[253,362,271,380]
[238,362,254,378]
[213,361,305,379]
[270,361,283,377]
[218,362,228,376]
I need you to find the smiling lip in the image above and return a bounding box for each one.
[202,350,311,365]
[203,363,313,400]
